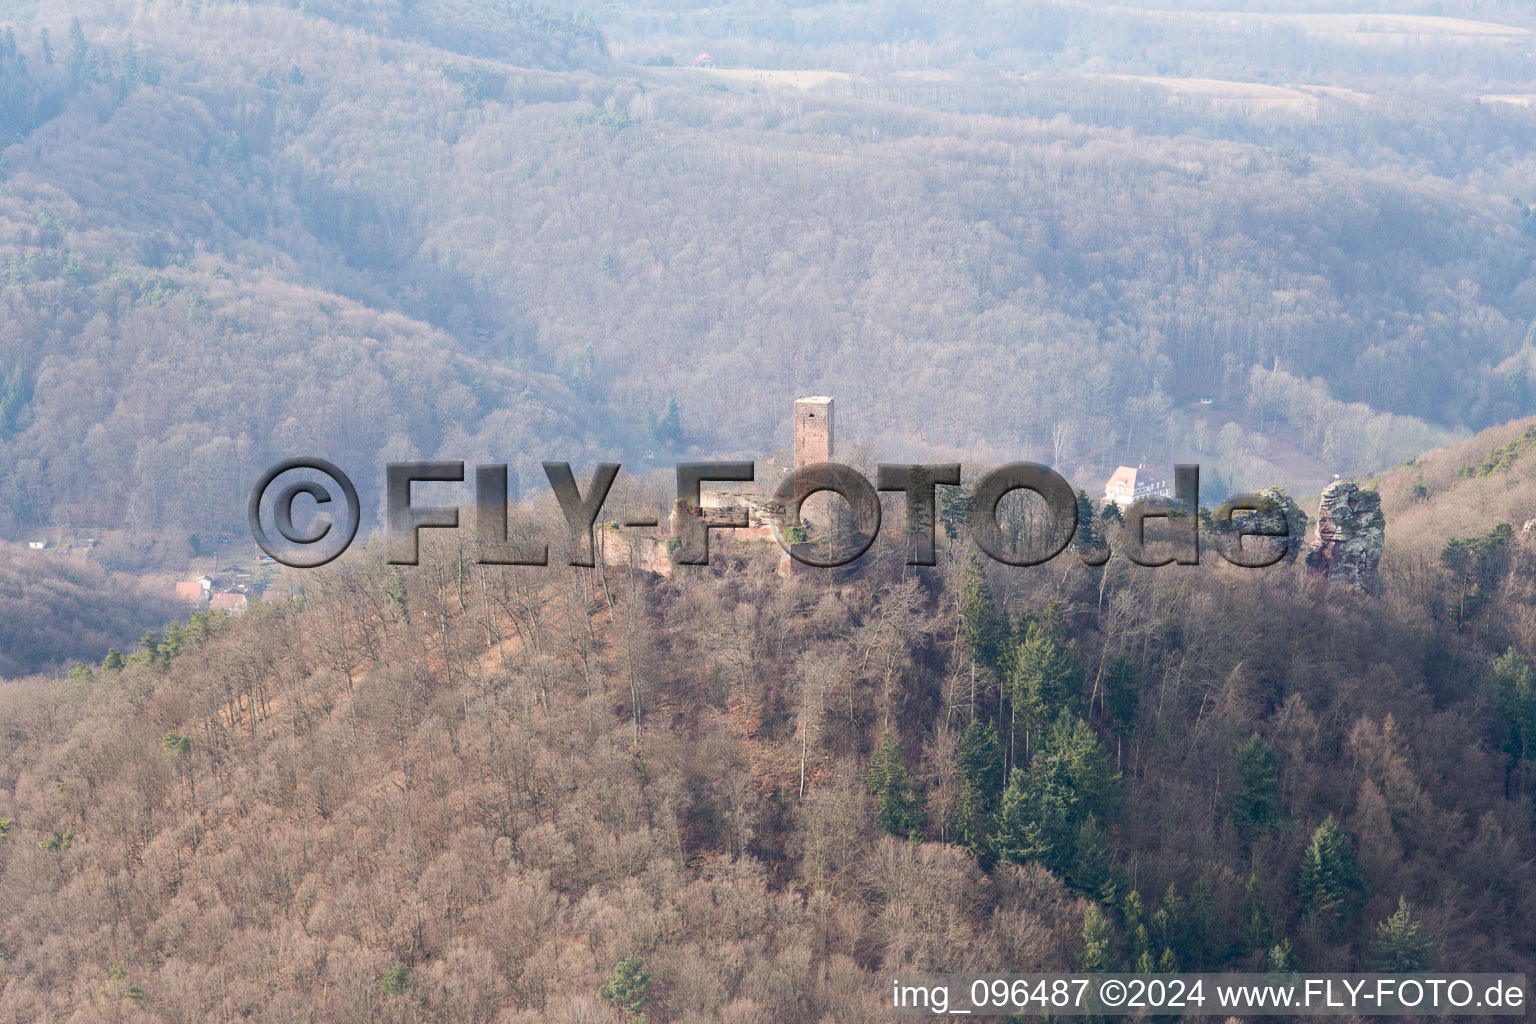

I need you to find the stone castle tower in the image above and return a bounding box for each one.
[793,396,833,469]
[789,397,836,561]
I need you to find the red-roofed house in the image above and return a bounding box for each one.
[175,576,213,603]
[209,592,248,614]
[1104,465,1169,506]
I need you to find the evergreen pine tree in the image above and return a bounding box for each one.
[993,717,1121,877]
[959,553,1005,671]
[1297,816,1365,936]
[1074,489,1104,555]
[993,766,1065,868]
[1007,616,1085,753]
[1101,656,1139,737]
[1081,902,1114,972]
[1240,874,1273,961]
[865,731,925,839]
[1366,896,1435,972]
[1121,888,1145,933]
[1041,714,1122,823]
[380,963,410,998]
[1267,938,1296,972]
[1122,889,1154,971]
[1186,874,1218,969]
[161,731,191,757]
[67,17,87,84]
[133,630,160,667]
[1230,733,1284,836]
[385,566,408,620]
[570,342,597,399]
[953,720,1003,863]
[159,621,185,663]
[952,776,992,864]
[1067,814,1116,901]
[0,363,29,440]
[121,37,141,88]
[648,398,683,449]
[957,719,1004,805]
[1490,648,1536,794]
[1151,883,1186,969]
[1133,938,1156,974]
[939,484,974,541]
[598,955,652,1023]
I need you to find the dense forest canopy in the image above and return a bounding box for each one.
[2,414,1536,1019]
[0,549,179,677]
[2,2,1536,1020]
[0,0,1531,544]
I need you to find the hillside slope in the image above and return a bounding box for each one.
[2,415,1535,1019]
[0,549,179,677]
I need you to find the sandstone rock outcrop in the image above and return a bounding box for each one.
[1305,480,1384,592]
[1209,486,1309,566]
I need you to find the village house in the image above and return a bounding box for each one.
[174,576,214,602]
[209,592,248,614]
[1104,464,1169,506]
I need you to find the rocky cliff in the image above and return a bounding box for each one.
[1305,480,1385,592]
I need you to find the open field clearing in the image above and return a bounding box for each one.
[1250,12,1530,42]
[889,68,964,83]
[1096,74,1370,117]
[1123,7,1531,45]
[886,68,1370,119]
[688,67,854,90]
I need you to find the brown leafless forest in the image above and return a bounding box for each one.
[3,0,1536,1019]
[4,412,1536,1019]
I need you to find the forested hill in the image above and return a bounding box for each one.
[0,0,623,546]
[0,549,179,677]
[3,413,1536,1019]
[206,0,609,67]
[0,0,1535,547]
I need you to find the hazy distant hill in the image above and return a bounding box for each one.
[0,549,178,677]
[0,0,1532,542]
